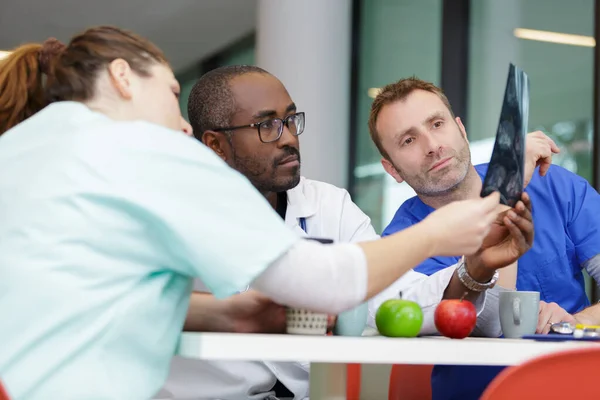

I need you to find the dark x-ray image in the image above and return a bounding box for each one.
[480,63,530,207]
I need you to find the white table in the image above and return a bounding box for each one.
[179,332,600,399]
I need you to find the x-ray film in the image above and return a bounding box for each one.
[480,63,530,207]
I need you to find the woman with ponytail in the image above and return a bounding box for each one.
[0,26,531,400]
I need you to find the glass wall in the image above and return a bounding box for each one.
[352,0,596,234]
[468,0,595,181]
[353,0,443,233]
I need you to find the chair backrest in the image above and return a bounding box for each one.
[0,380,10,400]
[346,363,361,400]
[481,346,600,399]
[388,364,433,400]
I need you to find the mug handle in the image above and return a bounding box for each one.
[513,298,521,325]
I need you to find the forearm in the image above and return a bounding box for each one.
[183,292,234,332]
[575,303,600,326]
[574,255,600,325]
[583,254,600,284]
[444,261,516,300]
[252,225,435,314]
[470,286,510,338]
[442,257,494,304]
[251,242,367,314]
[496,262,518,290]
[357,222,434,298]
[443,271,484,304]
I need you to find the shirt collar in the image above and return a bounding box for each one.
[285,176,318,220]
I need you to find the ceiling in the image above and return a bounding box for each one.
[0,0,257,73]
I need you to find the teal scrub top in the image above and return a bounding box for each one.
[0,102,299,399]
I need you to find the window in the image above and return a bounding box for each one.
[468,0,595,183]
[352,0,443,232]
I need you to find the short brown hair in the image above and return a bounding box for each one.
[368,77,454,160]
[0,26,167,135]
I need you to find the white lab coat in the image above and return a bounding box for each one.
[160,177,494,399]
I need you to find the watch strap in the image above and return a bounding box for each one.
[456,256,499,292]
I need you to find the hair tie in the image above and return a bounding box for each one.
[38,38,66,75]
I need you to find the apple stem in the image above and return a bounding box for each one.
[460,292,468,302]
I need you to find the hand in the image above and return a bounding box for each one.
[537,300,576,334]
[224,290,287,334]
[465,192,534,278]
[423,192,500,257]
[524,131,560,187]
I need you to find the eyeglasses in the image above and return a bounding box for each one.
[213,112,305,143]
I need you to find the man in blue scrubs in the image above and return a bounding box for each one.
[368,77,600,400]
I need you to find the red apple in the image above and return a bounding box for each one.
[434,298,477,339]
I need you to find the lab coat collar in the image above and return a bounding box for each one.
[285,177,317,224]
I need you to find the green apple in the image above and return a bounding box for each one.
[376,298,423,337]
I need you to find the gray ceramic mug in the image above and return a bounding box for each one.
[499,291,540,338]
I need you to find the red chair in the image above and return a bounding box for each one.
[388,364,433,400]
[346,363,361,399]
[480,346,600,399]
[0,380,10,400]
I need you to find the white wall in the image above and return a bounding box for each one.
[256,0,353,189]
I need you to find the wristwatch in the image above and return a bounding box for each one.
[456,256,499,292]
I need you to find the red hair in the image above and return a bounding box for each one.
[0,26,168,135]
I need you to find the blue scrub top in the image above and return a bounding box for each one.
[383,163,600,400]
[0,102,299,399]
